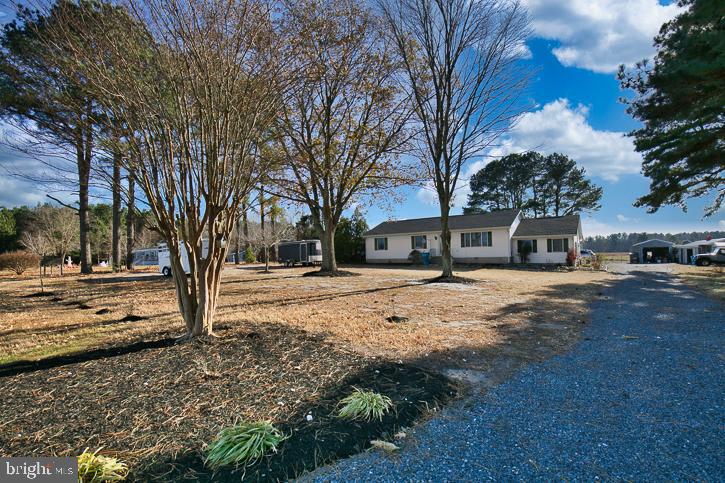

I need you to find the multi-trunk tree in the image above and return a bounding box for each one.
[273,0,411,274]
[465,152,603,217]
[47,0,283,337]
[379,0,531,279]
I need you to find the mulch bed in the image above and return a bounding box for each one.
[0,323,459,482]
[302,269,360,277]
[424,275,478,284]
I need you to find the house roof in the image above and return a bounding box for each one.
[363,209,520,237]
[631,238,674,248]
[512,214,580,237]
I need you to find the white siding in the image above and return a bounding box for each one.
[512,235,578,264]
[366,227,511,262]
[365,232,439,261]
[450,228,511,260]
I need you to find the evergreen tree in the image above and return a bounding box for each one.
[465,152,602,217]
[334,208,369,263]
[540,153,603,216]
[0,2,108,273]
[0,207,16,252]
[618,0,724,216]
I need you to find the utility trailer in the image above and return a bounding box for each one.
[157,240,209,277]
[278,240,322,267]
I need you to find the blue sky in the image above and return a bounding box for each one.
[1,0,722,236]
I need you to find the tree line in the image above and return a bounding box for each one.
[0,203,158,272]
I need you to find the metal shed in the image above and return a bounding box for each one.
[631,239,674,264]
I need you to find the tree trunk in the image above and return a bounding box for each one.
[169,237,225,338]
[234,215,241,264]
[125,173,135,270]
[320,222,338,273]
[60,251,66,276]
[111,149,122,272]
[39,260,44,293]
[78,117,93,274]
[242,203,249,250]
[439,201,453,278]
[259,186,266,264]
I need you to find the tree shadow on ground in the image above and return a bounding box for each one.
[0,337,177,378]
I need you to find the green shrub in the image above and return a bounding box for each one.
[407,250,422,265]
[0,250,40,275]
[519,242,533,263]
[205,421,286,469]
[77,448,128,482]
[244,246,256,264]
[337,388,393,422]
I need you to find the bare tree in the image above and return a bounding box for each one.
[125,171,135,270]
[379,0,531,278]
[29,205,79,276]
[48,0,284,337]
[273,0,412,274]
[20,223,52,291]
[243,217,294,272]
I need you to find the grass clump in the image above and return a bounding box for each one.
[77,448,128,482]
[205,421,286,469]
[337,388,393,422]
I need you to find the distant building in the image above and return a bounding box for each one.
[674,238,725,264]
[630,239,674,263]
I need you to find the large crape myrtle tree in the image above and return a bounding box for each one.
[48,0,283,337]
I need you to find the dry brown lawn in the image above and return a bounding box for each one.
[0,263,616,480]
[671,264,724,302]
[0,263,614,370]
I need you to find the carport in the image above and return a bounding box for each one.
[631,239,674,263]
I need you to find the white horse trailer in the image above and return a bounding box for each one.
[158,240,209,277]
[278,240,322,267]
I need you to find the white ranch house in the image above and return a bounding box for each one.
[363,210,583,265]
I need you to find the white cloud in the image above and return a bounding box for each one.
[523,0,683,73]
[719,220,725,229]
[489,98,641,181]
[582,216,617,236]
[416,184,438,206]
[616,214,640,223]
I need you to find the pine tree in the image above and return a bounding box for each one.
[618,0,724,216]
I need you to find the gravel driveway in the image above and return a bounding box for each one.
[304,266,724,481]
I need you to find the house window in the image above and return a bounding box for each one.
[517,239,538,253]
[411,235,427,249]
[374,237,388,251]
[547,238,569,253]
[461,231,493,247]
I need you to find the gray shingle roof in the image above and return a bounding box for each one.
[363,209,520,237]
[631,238,674,247]
[512,214,580,237]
